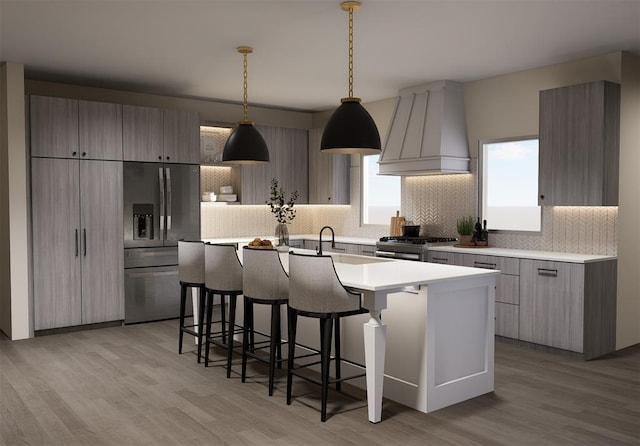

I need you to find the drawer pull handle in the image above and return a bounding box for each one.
[432,257,449,263]
[474,261,497,269]
[537,268,558,277]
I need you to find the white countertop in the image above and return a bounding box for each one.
[428,245,616,264]
[278,248,498,292]
[203,234,378,246]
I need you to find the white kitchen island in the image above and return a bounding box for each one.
[275,250,499,423]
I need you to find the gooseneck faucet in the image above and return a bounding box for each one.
[317,226,335,256]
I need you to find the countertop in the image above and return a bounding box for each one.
[203,234,379,246]
[428,245,616,264]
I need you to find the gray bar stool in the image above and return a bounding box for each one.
[286,252,367,422]
[241,246,289,396]
[178,240,206,363]
[204,243,243,378]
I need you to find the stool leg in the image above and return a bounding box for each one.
[241,298,251,383]
[204,290,214,367]
[249,303,255,352]
[221,294,226,344]
[320,317,333,422]
[286,307,297,405]
[226,294,237,378]
[276,304,282,369]
[268,303,279,396]
[197,286,206,364]
[178,283,186,354]
[334,317,341,392]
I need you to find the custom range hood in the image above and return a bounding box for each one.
[379,80,470,175]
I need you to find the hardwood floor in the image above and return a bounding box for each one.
[1,320,639,445]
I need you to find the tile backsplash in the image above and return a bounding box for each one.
[200,164,617,255]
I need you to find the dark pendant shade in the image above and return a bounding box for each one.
[320,100,381,154]
[222,123,270,164]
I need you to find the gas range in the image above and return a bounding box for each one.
[375,236,458,261]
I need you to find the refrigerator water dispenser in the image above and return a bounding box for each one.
[133,203,154,240]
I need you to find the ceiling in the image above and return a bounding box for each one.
[1,0,639,112]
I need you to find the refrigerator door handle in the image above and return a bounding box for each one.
[158,167,165,240]
[166,167,172,232]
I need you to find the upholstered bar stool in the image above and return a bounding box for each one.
[286,252,368,422]
[241,246,289,396]
[203,243,243,378]
[178,240,206,363]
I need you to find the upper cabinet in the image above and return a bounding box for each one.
[538,80,620,206]
[231,126,309,204]
[30,96,123,160]
[163,109,200,164]
[123,105,200,163]
[307,128,350,204]
[30,96,79,159]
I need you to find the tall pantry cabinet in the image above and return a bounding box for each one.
[30,95,124,331]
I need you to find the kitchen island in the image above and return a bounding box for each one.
[243,249,499,423]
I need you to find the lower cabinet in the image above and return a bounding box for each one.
[495,302,519,339]
[32,158,124,330]
[426,251,457,264]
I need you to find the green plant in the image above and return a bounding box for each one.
[268,178,299,224]
[456,216,474,235]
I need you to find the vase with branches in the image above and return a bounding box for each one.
[268,178,299,246]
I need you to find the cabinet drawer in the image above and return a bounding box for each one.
[457,254,519,275]
[358,245,376,257]
[427,251,456,264]
[496,302,519,339]
[496,274,519,305]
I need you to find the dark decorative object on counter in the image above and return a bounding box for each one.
[268,178,299,247]
[470,217,489,246]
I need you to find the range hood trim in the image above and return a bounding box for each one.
[379,80,470,175]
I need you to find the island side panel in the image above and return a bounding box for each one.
[424,275,496,412]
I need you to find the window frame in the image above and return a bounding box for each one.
[478,135,542,234]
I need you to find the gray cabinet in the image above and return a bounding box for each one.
[308,128,350,204]
[163,109,200,164]
[30,95,79,158]
[79,100,123,160]
[31,158,124,330]
[358,244,376,257]
[123,105,164,162]
[519,259,616,359]
[231,126,308,204]
[538,80,620,206]
[426,251,456,264]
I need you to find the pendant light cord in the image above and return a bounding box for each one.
[348,4,354,98]
[243,51,249,122]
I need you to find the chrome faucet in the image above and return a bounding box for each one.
[317,226,335,256]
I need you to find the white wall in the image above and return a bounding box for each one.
[0,62,30,340]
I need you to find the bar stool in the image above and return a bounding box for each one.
[178,240,206,363]
[203,243,243,378]
[241,246,289,396]
[286,252,368,422]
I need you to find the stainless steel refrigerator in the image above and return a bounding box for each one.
[123,162,200,323]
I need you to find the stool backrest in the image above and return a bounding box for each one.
[178,240,205,284]
[288,252,361,314]
[242,247,288,301]
[204,243,243,293]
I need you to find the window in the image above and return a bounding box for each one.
[480,138,541,232]
[362,154,401,225]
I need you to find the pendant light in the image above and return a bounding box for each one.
[222,46,270,164]
[321,1,381,155]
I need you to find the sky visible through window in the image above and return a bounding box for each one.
[362,154,401,225]
[482,139,541,232]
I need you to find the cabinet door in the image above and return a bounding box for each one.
[80,160,125,324]
[308,128,350,204]
[31,158,82,330]
[163,109,200,164]
[538,81,620,206]
[79,100,123,160]
[30,96,79,159]
[123,105,163,162]
[496,303,519,339]
[519,259,583,352]
[427,251,456,264]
